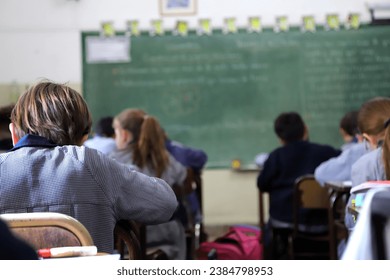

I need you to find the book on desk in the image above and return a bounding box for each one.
[350,181,390,209]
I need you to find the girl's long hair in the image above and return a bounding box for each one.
[115,109,169,178]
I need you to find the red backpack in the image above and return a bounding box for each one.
[197,225,263,260]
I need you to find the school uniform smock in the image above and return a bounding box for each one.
[0,135,178,254]
[257,140,341,228]
[110,147,187,260]
[340,136,359,152]
[314,142,367,186]
[351,147,385,186]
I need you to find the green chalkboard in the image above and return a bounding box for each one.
[82,25,390,168]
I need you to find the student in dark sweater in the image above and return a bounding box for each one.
[257,112,340,258]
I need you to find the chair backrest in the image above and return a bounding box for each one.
[292,175,329,233]
[289,175,332,259]
[294,175,329,209]
[0,212,94,250]
[190,170,207,253]
[193,171,203,214]
[175,168,207,259]
[114,220,143,260]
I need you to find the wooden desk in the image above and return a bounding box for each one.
[324,181,352,259]
[325,181,352,191]
[326,181,352,226]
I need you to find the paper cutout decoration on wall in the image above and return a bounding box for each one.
[150,20,164,36]
[224,18,237,34]
[197,19,212,35]
[175,21,189,36]
[301,16,316,32]
[101,21,115,37]
[126,20,140,36]
[346,13,360,29]
[326,14,340,30]
[248,17,262,33]
[274,16,289,32]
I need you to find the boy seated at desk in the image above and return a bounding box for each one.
[314,110,367,186]
[0,81,178,254]
[314,141,366,187]
[257,112,340,259]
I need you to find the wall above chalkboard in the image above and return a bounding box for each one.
[82,25,390,168]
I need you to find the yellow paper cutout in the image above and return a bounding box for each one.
[198,19,212,35]
[127,20,140,36]
[326,14,340,30]
[347,13,360,29]
[176,21,188,36]
[249,17,261,33]
[224,18,237,34]
[302,16,316,32]
[151,20,164,36]
[276,16,289,32]
[101,21,115,37]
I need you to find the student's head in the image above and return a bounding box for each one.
[357,97,390,151]
[95,116,115,138]
[10,81,92,146]
[113,109,146,149]
[339,110,358,143]
[274,112,307,144]
[113,108,168,177]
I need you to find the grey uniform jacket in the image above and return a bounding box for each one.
[0,135,178,253]
[314,142,367,186]
[351,147,385,186]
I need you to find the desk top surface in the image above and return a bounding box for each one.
[325,181,352,192]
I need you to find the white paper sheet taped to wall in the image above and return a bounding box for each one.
[86,36,130,64]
